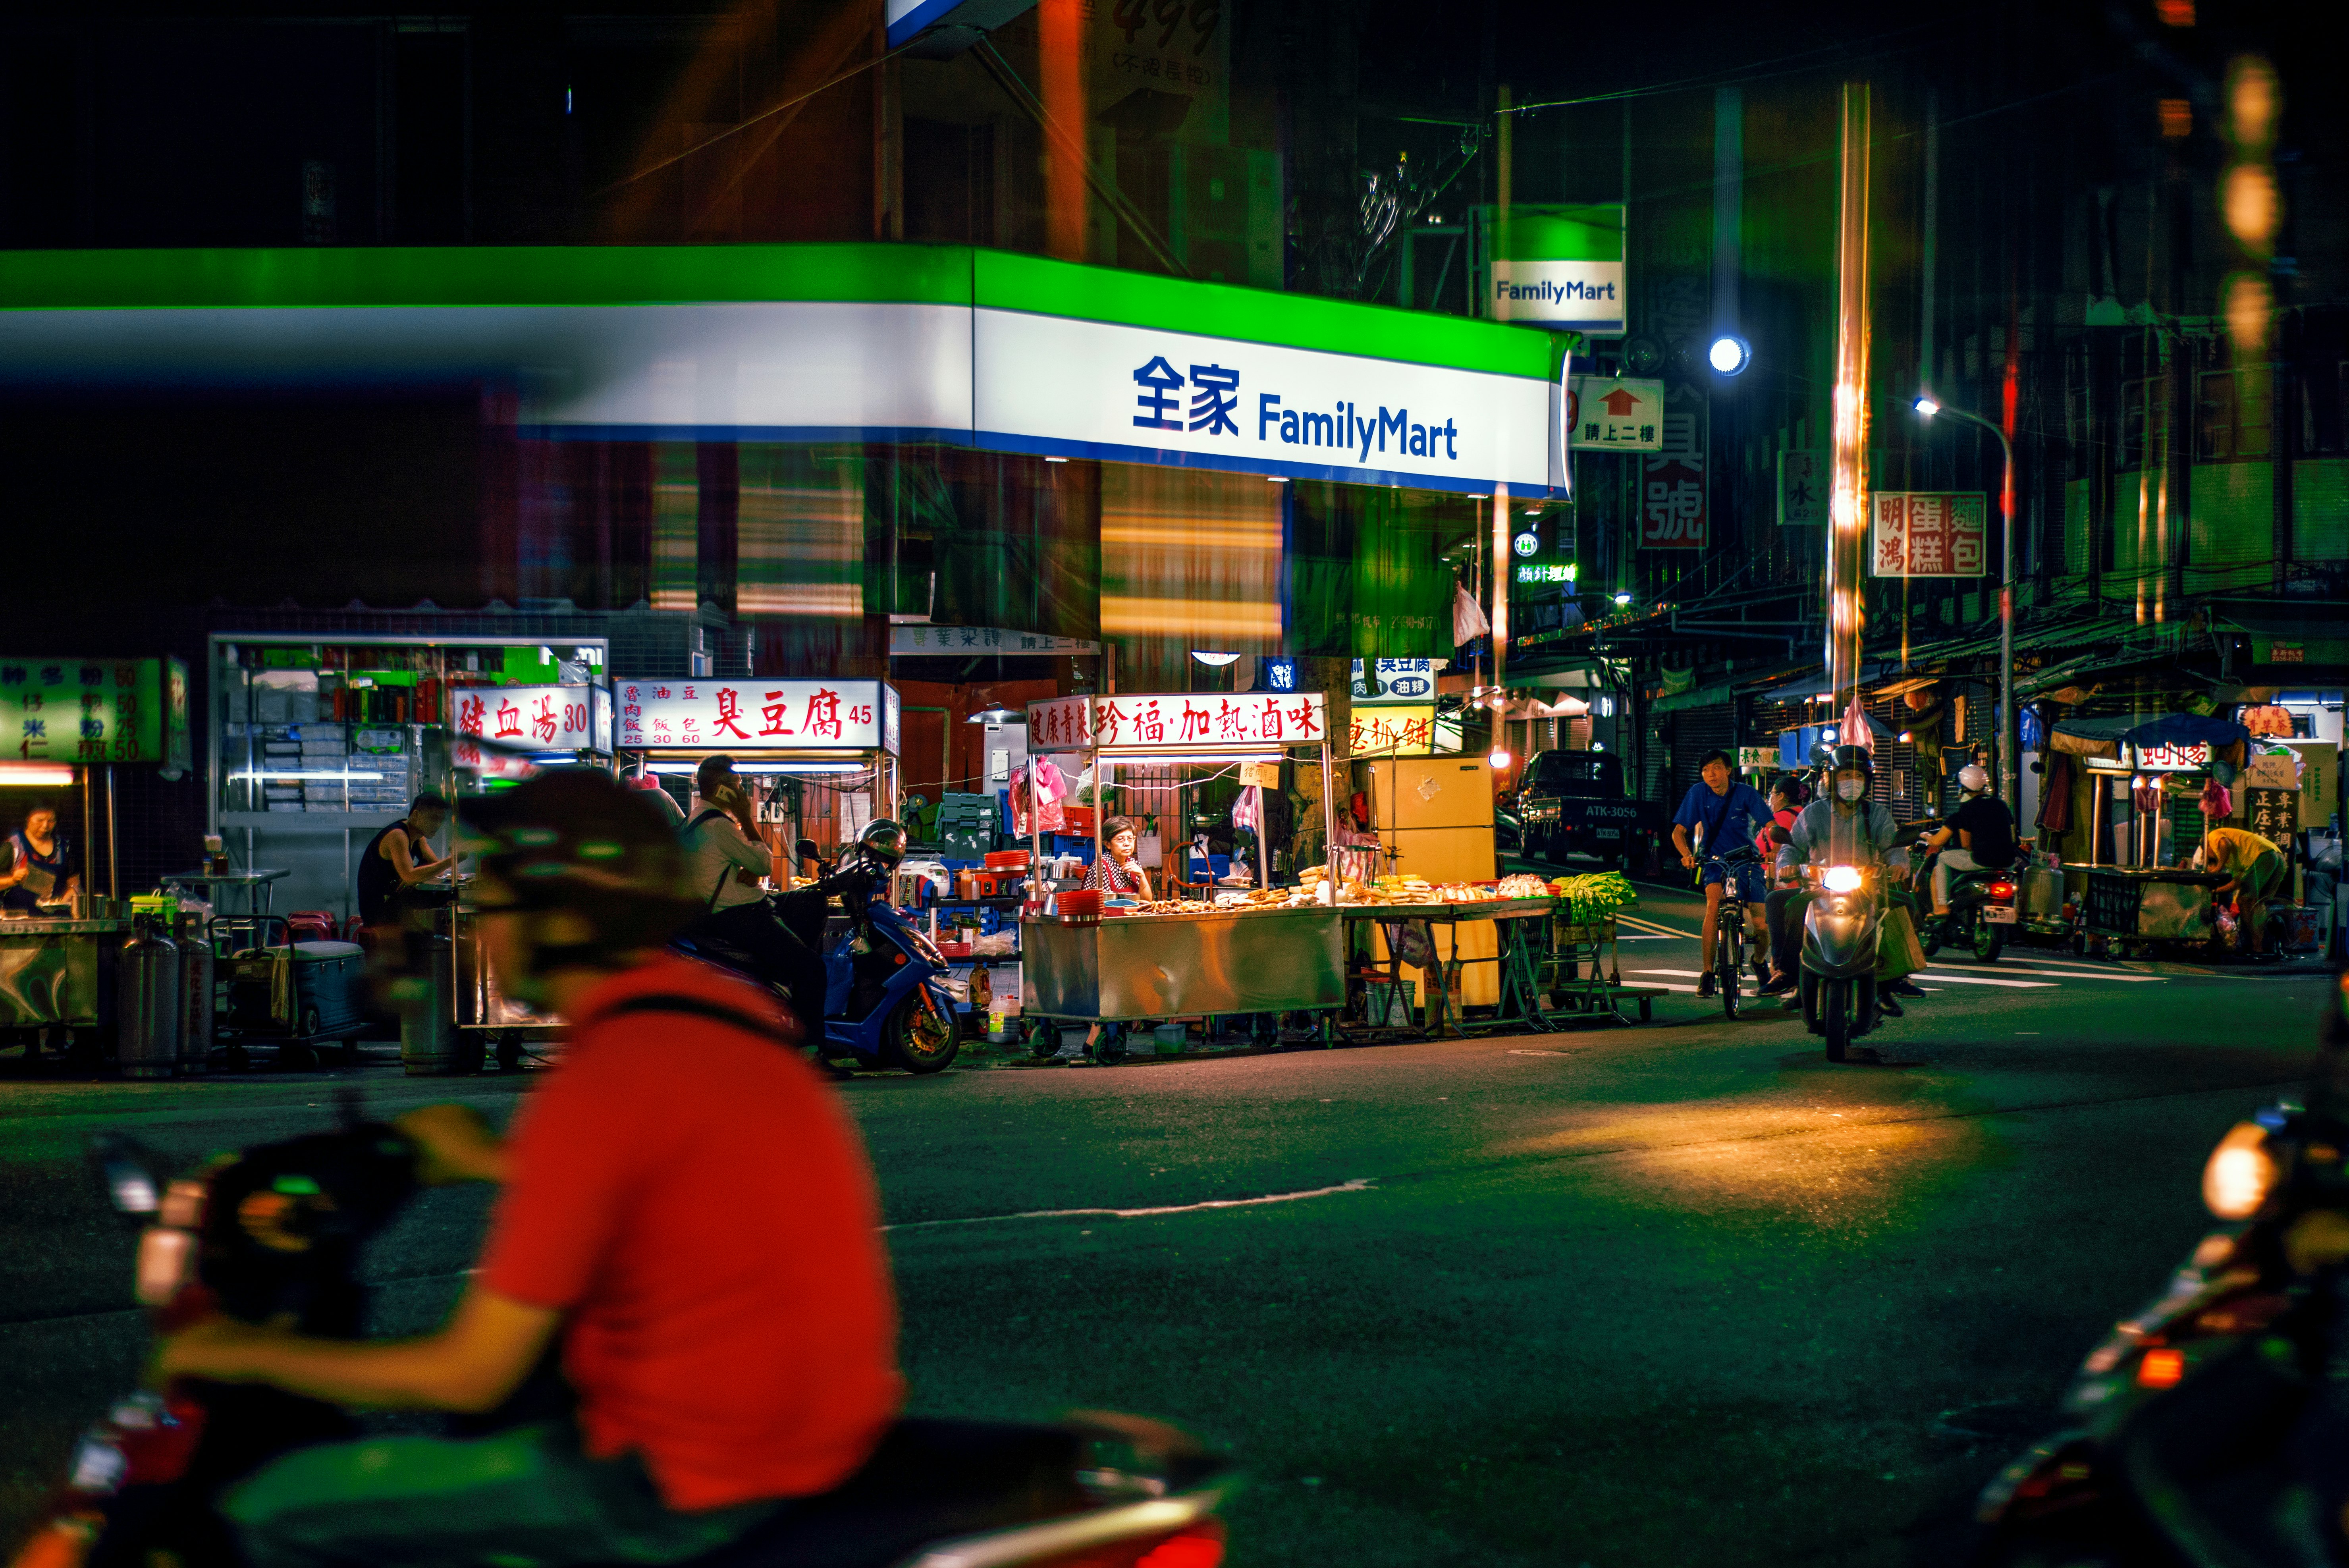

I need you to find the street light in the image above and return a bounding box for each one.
[1913,392,2019,814]
[1612,591,1632,607]
[1708,334,1753,376]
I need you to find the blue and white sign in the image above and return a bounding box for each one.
[1352,658,1436,703]
[972,309,1551,494]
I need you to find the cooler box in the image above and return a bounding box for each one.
[223,941,371,1038]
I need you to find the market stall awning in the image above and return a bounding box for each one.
[2048,712,2250,758]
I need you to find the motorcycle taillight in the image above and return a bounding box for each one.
[1988,881,2015,900]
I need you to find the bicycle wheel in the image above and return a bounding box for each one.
[1717,923,1742,1019]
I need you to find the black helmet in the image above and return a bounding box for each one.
[1826,743,1875,781]
[458,771,700,964]
[854,818,908,873]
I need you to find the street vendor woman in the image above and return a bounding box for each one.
[355,792,458,928]
[1,804,80,912]
[2197,824,2287,958]
[1084,816,1154,899]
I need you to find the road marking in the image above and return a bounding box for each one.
[1929,964,2163,983]
[1628,968,1754,994]
[1617,914,1698,938]
[882,1178,1377,1232]
[1902,971,2056,989]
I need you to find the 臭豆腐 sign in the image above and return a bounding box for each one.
[617,679,893,753]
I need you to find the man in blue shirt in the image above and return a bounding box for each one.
[1670,749,1774,997]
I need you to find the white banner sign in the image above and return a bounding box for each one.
[1027,691,1329,753]
[1494,260,1626,333]
[1566,376,1665,451]
[974,310,1551,493]
[617,679,890,751]
[1352,657,1436,702]
[890,625,1099,656]
[451,685,599,750]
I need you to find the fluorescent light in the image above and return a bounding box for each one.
[1045,456,1070,463]
[230,770,386,781]
[648,761,866,775]
[0,763,76,786]
[1093,752,1281,766]
[1190,652,1242,667]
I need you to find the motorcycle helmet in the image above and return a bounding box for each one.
[853,818,909,873]
[1958,763,1990,795]
[1827,743,1875,781]
[458,770,701,966]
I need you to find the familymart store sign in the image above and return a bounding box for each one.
[0,245,1563,497]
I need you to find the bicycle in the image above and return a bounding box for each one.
[1700,845,1767,1020]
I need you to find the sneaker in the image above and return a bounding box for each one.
[1759,972,1794,996]
[1780,992,1803,1011]
[1888,979,1928,999]
[1697,972,1718,999]
[1877,995,1905,1018]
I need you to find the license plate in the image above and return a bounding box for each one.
[1591,828,1622,840]
[1984,905,2018,924]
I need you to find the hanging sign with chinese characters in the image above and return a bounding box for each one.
[1566,376,1664,451]
[889,625,1099,656]
[1349,706,1437,757]
[451,686,600,750]
[1026,691,1328,753]
[0,657,164,762]
[2135,741,2211,772]
[1637,392,1707,550]
[615,679,892,752]
[1871,492,1988,578]
[1351,658,1435,703]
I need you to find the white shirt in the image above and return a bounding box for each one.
[682,804,772,911]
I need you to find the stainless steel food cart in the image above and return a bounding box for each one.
[1022,905,1346,1034]
[2073,864,2227,959]
[0,914,129,1032]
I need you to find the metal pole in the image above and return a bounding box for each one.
[1917,401,2019,814]
[1320,739,1339,885]
[105,764,119,899]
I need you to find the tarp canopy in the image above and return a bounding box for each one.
[2048,712,2250,758]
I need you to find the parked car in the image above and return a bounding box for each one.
[1512,750,1664,870]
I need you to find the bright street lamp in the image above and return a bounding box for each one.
[1612,591,1632,607]
[1914,391,2018,813]
[1708,334,1753,376]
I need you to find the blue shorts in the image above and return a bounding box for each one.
[1703,862,1768,903]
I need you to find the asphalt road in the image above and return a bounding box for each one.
[0,874,2333,1566]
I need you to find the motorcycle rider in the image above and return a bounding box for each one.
[677,754,828,1026]
[1670,749,1774,999]
[1770,745,1917,1016]
[1921,763,2018,917]
[157,770,903,1568]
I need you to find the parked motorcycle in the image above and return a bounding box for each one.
[1971,1074,2349,1567]
[1913,837,2019,964]
[1799,864,1889,1063]
[675,838,962,1076]
[10,1120,1232,1568]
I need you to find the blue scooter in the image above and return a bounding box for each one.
[677,826,962,1075]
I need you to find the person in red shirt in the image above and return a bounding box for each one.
[160,770,902,1568]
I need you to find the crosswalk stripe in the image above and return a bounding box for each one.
[1616,914,1697,938]
[1900,971,2056,989]
[1927,964,2163,983]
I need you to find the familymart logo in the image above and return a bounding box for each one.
[1130,355,1462,465]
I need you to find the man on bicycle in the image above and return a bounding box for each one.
[160,770,903,1568]
[1670,749,1774,999]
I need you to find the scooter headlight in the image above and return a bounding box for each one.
[1822,865,1864,893]
[2202,1121,2277,1220]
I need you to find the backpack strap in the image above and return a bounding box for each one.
[596,992,800,1047]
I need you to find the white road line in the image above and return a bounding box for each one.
[882,1178,1378,1232]
[1929,964,2163,983]
[1901,971,2056,989]
[1617,916,1697,938]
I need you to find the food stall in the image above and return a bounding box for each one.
[2,655,191,1067]
[2050,713,2249,958]
[211,635,615,924]
[1019,690,1349,1043]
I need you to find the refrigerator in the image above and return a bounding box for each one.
[1376,757,1500,1008]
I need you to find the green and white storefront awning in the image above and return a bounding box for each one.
[0,243,1566,498]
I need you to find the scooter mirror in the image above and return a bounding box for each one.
[91,1133,163,1218]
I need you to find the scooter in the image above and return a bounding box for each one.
[676,847,961,1076]
[1798,863,1888,1063]
[1912,840,2019,965]
[1973,1082,2349,1565]
[11,1121,1232,1568]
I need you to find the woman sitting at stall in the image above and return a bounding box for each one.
[1,804,79,913]
[1084,817,1153,900]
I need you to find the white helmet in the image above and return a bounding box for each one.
[1958,764,1989,794]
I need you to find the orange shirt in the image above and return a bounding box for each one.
[480,955,901,1509]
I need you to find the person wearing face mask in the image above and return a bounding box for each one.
[1772,746,1917,1014]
